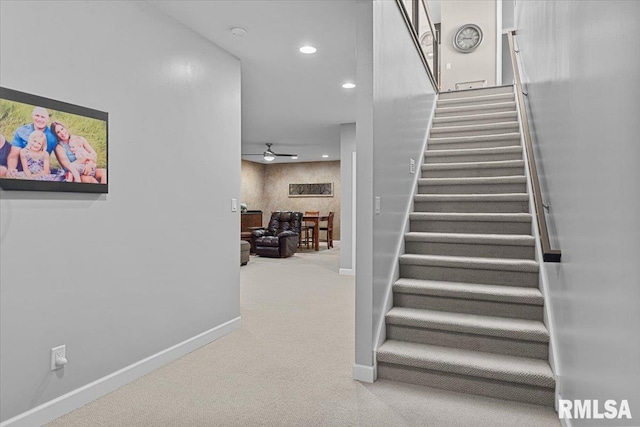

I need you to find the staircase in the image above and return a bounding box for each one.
[376,85,555,407]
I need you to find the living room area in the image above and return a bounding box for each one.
[240,158,342,262]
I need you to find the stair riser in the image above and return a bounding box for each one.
[409,219,532,235]
[418,183,527,195]
[422,166,524,178]
[386,325,549,359]
[405,241,535,260]
[425,152,522,163]
[429,139,521,150]
[439,86,514,100]
[431,126,520,138]
[393,293,543,321]
[437,96,515,108]
[377,364,554,407]
[435,105,516,117]
[414,200,530,213]
[399,264,539,287]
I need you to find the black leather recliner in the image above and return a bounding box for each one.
[252,211,303,258]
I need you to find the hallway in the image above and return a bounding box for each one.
[49,246,559,426]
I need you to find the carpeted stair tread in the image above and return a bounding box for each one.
[429,132,521,145]
[431,121,519,135]
[394,278,544,305]
[435,101,516,116]
[409,212,532,223]
[418,176,526,186]
[423,159,525,171]
[433,111,518,126]
[405,232,534,246]
[414,193,529,202]
[377,340,554,388]
[437,93,514,106]
[399,254,539,273]
[386,307,549,342]
[425,146,522,158]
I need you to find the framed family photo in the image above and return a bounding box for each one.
[0,87,108,194]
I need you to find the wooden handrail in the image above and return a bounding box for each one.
[507,30,561,262]
[395,0,439,93]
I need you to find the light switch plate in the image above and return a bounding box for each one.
[231,198,238,212]
[375,196,381,214]
[410,158,416,174]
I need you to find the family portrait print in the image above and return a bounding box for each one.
[0,87,108,192]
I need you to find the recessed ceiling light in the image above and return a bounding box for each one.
[299,45,317,54]
[230,27,247,37]
[342,82,356,89]
[322,154,329,158]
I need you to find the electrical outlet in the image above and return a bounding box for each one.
[51,345,67,371]
[410,158,416,174]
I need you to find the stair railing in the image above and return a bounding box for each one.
[507,30,561,263]
[395,0,440,92]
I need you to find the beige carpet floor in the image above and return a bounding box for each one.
[48,243,560,426]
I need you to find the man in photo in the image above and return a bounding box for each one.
[6,106,58,173]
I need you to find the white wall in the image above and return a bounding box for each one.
[355,0,436,374]
[440,0,497,91]
[515,1,640,424]
[340,123,356,274]
[0,1,241,423]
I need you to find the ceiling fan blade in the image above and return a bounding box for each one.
[241,153,264,156]
[274,152,297,157]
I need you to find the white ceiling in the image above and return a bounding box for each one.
[149,0,357,164]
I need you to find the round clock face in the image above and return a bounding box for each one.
[454,24,483,53]
[419,31,434,59]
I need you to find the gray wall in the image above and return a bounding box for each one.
[355,0,436,369]
[440,0,497,91]
[515,1,640,424]
[0,1,241,422]
[340,123,356,273]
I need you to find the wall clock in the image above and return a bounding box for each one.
[453,24,483,53]
[419,31,434,59]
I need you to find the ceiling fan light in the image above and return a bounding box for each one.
[263,152,276,161]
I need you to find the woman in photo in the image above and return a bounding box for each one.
[51,121,106,184]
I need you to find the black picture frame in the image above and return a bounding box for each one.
[0,87,108,194]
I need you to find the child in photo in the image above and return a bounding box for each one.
[19,131,51,179]
[17,131,64,181]
[66,135,98,182]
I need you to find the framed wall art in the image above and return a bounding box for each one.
[288,182,333,198]
[0,87,108,193]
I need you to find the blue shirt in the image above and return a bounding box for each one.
[12,124,58,154]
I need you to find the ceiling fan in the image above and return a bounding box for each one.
[242,143,298,162]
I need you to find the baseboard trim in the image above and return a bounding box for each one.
[353,363,376,383]
[339,268,355,276]
[0,316,241,427]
